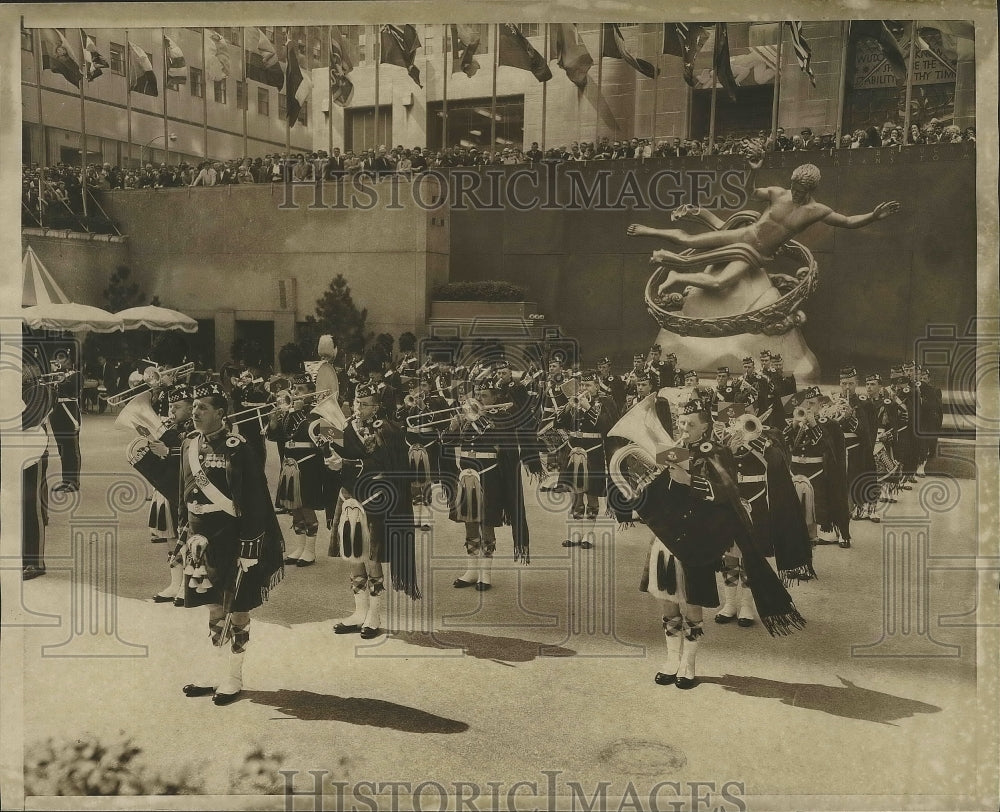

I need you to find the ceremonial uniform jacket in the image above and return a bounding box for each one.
[555,393,620,496]
[785,417,850,540]
[340,416,420,597]
[49,369,81,435]
[267,408,326,509]
[916,380,944,435]
[178,427,284,612]
[598,374,626,413]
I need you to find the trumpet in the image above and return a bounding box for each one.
[722,413,764,452]
[565,393,592,413]
[36,371,72,385]
[106,362,195,406]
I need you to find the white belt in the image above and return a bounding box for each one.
[569,431,602,439]
[57,397,77,403]
[284,441,314,449]
[187,501,231,515]
[792,455,823,464]
[737,474,767,483]
[844,432,858,440]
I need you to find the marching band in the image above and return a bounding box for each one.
[19,329,945,695]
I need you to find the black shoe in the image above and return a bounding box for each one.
[212,690,241,706]
[475,582,492,592]
[737,617,755,628]
[561,539,579,548]
[359,626,382,640]
[182,684,215,697]
[675,676,697,690]
[52,482,78,493]
[453,577,478,588]
[715,613,736,624]
[871,516,882,523]
[654,671,677,686]
[578,540,593,550]
[284,557,301,565]
[152,594,176,603]
[22,565,46,581]
[296,559,316,567]
[420,524,431,532]
[839,539,852,548]
[333,622,362,634]
[150,538,168,544]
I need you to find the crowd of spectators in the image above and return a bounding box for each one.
[23,117,975,220]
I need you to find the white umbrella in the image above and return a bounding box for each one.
[117,305,199,333]
[22,246,71,306]
[22,302,124,333]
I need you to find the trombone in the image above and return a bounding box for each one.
[404,404,459,430]
[228,388,332,425]
[36,371,72,385]
[105,362,195,406]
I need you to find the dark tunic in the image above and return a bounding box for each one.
[556,394,620,497]
[786,417,851,541]
[268,409,326,510]
[178,428,285,612]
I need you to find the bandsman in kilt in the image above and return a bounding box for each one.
[637,400,805,690]
[784,387,851,547]
[443,378,540,593]
[890,364,920,490]
[836,367,877,522]
[915,365,943,477]
[266,373,326,563]
[556,369,620,542]
[596,356,626,413]
[230,364,271,468]
[48,347,82,493]
[332,384,421,638]
[177,382,285,706]
[865,374,903,518]
[404,373,451,517]
[624,353,658,400]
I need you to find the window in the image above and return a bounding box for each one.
[214,79,227,104]
[426,95,525,152]
[344,106,393,152]
[110,42,125,75]
[423,25,435,55]
[278,94,287,120]
[299,105,308,126]
[236,80,246,110]
[445,24,491,54]
[190,66,203,98]
[519,24,541,39]
[21,27,33,52]
[257,87,269,116]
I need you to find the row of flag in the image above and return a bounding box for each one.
[37,22,974,126]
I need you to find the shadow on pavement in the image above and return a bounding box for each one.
[394,630,576,663]
[698,674,941,725]
[245,690,470,732]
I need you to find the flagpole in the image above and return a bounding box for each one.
[328,26,334,154]
[595,25,604,144]
[126,29,133,167]
[163,29,170,166]
[202,28,209,159]
[242,28,249,158]
[490,25,498,153]
[770,22,784,148]
[78,30,89,217]
[284,28,291,159]
[541,23,548,152]
[834,21,850,145]
[902,20,918,142]
[651,53,659,145]
[442,25,448,150]
[33,29,47,168]
[372,25,380,151]
[708,66,717,152]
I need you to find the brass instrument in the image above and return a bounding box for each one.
[405,404,461,430]
[461,398,513,422]
[722,413,764,452]
[106,361,195,406]
[566,393,592,413]
[37,370,72,385]
[228,388,332,425]
[227,401,276,426]
[608,443,664,500]
[113,392,167,440]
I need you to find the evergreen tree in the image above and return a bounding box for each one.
[298,274,370,359]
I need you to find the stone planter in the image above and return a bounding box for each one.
[429,300,540,321]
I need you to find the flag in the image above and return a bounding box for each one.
[498,23,552,82]
[248,27,285,90]
[39,28,82,87]
[850,20,908,84]
[663,23,711,87]
[128,41,158,96]
[329,25,355,107]
[786,21,816,87]
[550,23,592,88]
[602,23,658,79]
[451,24,482,78]
[713,22,739,101]
[285,39,311,126]
[917,21,975,63]
[381,24,422,87]
[81,30,109,81]
[163,35,187,89]
[205,29,232,81]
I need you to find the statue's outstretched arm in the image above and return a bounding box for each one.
[823,200,901,229]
